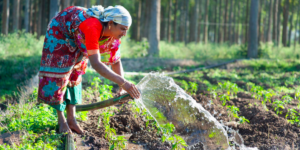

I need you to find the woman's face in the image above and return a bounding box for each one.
[110,22,129,40]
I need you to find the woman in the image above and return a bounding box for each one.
[37,5,140,134]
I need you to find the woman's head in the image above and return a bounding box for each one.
[102,21,129,39]
[86,5,131,39]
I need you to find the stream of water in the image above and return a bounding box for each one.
[135,73,258,150]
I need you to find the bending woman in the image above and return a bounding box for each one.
[37,5,140,134]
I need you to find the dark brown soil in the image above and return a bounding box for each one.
[77,99,170,150]
[194,91,300,150]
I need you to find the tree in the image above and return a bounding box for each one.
[167,0,172,43]
[24,0,30,32]
[62,0,71,9]
[272,0,278,44]
[2,0,10,35]
[173,0,177,42]
[203,0,210,44]
[50,0,59,19]
[282,0,289,47]
[184,0,189,45]
[247,0,259,58]
[267,0,273,42]
[13,0,20,32]
[148,0,160,57]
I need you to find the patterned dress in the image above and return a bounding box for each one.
[38,6,121,105]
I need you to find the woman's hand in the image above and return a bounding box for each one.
[119,81,140,99]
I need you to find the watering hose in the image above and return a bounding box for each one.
[75,94,132,111]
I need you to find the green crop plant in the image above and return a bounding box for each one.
[282,95,293,104]
[285,108,298,119]
[167,134,188,150]
[109,135,127,150]
[250,85,264,100]
[218,81,239,97]
[239,116,250,124]
[219,94,230,106]
[160,123,176,142]
[101,112,114,127]
[272,100,285,115]
[179,80,189,91]
[246,82,256,93]
[262,91,273,105]
[226,105,240,119]
[188,82,198,95]
[208,86,218,99]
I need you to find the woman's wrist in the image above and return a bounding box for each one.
[118,78,127,88]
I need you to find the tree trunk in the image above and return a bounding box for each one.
[228,0,233,44]
[13,0,20,32]
[50,0,59,19]
[173,0,177,42]
[282,0,289,47]
[267,0,273,42]
[277,0,281,45]
[37,0,42,38]
[214,0,218,43]
[87,0,91,8]
[167,0,172,43]
[196,0,202,43]
[247,0,259,58]
[30,0,33,33]
[223,0,228,42]
[218,0,223,43]
[41,0,49,35]
[179,0,184,42]
[272,0,278,44]
[33,0,38,34]
[137,0,141,41]
[62,0,71,9]
[148,0,160,57]
[294,2,300,50]
[287,5,294,47]
[203,0,209,44]
[258,0,263,44]
[188,2,195,42]
[2,0,10,35]
[160,5,166,41]
[244,0,250,43]
[184,0,189,45]
[24,0,30,32]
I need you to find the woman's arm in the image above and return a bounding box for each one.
[111,60,124,78]
[89,54,140,99]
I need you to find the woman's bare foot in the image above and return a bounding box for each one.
[59,121,72,134]
[56,110,72,134]
[67,119,85,134]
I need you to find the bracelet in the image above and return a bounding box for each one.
[119,80,127,87]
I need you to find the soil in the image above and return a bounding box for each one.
[76,97,171,150]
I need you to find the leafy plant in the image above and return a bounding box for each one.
[110,135,127,150]
[160,123,175,142]
[219,94,230,106]
[239,116,250,124]
[226,105,240,118]
[282,95,293,104]
[272,100,285,115]
[167,134,188,150]
[188,82,198,95]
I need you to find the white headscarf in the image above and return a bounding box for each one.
[86,5,132,27]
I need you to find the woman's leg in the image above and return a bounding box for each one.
[66,104,84,134]
[56,110,72,133]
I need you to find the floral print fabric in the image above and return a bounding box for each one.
[38,6,121,105]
